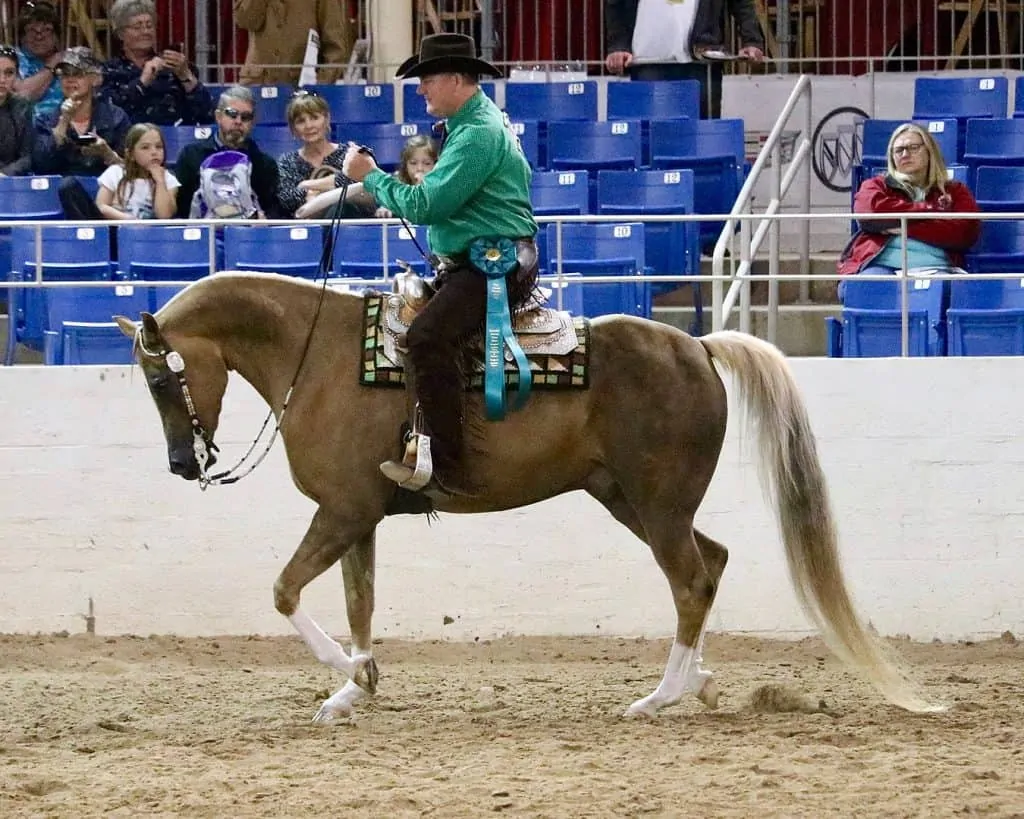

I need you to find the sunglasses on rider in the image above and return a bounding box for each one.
[219,106,254,123]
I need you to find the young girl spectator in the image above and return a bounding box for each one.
[276,90,350,217]
[96,122,178,220]
[839,122,980,286]
[0,44,34,176]
[295,133,437,219]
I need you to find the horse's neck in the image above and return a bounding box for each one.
[172,278,318,410]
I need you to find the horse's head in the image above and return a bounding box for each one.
[116,312,228,482]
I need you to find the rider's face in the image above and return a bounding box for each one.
[417,73,460,117]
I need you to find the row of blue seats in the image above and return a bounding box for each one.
[207,80,704,128]
[5,221,676,366]
[159,116,745,178]
[827,275,1024,358]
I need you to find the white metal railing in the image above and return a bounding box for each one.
[2,209,1011,363]
[712,74,813,341]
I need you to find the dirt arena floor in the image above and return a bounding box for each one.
[0,632,1021,818]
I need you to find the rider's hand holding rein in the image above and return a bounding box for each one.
[342,142,377,184]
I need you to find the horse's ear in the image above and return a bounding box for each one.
[139,312,163,349]
[113,315,138,339]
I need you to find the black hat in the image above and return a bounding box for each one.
[396,33,502,80]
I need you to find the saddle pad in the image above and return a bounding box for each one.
[359,294,590,390]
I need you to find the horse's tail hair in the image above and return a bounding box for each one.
[699,330,942,714]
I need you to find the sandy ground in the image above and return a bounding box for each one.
[0,632,1021,818]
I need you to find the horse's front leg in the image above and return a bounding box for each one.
[313,531,377,723]
[273,509,378,700]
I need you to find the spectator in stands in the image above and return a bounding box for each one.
[173,85,282,219]
[604,0,764,118]
[838,123,980,287]
[101,0,215,126]
[96,123,179,220]
[13,0,63,118]
[33,48,129,217]
[0,44,35,176]
[275,89,353,217]
[234,0,355,86]
[295,133,438,220]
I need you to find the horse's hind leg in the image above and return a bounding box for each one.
[313,532,377,723]
[625,527,729,718]
[274,508,378,698]
[589,480,728,717]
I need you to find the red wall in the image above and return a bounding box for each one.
[816,0,941,75]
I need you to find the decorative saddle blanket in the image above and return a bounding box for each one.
[359,293,590,390]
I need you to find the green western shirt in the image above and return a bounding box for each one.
[363,89,537,256]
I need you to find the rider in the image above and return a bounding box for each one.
[343,33,538,493]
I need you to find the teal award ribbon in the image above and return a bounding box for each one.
[470,237,532,421]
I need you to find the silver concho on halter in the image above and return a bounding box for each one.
[166,351,185,373]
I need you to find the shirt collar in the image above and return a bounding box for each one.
[445,87,487,131]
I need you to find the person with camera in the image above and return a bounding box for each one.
[101,0,214,125]
[32,48,129,219]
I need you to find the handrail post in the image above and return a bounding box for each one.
[768,139,782,344]
[900,215,909,358]
[739,205,752,333]
[799,78,812,303]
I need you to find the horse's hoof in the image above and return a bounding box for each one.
[696,676,720,710]
[353,655,379,694]
[623,698,659,719]
[312,702,351,724]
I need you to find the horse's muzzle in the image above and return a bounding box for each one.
[167,444,216,481]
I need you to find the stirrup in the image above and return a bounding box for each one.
[380,430,433,491]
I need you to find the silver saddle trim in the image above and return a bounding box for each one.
[381,291,580,370]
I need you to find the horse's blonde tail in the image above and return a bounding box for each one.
[700,330,942,713]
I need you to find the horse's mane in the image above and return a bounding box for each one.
[155,272,361,344]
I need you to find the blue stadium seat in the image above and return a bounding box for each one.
[545,222,649,318]
[649,118,745,249]
[401,80,496,122]
[250,125,300,160]
[505,80,598,167]
[341,122,430,172]
[1011,76,1024,118]
[332,223,429,279]
[547,120,642,175]
[963,117,1024,185]
[974,165,1024,212]
[827,274,946,357]
[859,118,958,168]
[47,322,137,365]
[607,80,700,122]
[504,80,598,122]
[0,175,64,301]
[224,224,326,278]
[509,120,540,169]
[947,275,1024,355]
[43,285,150,364]
[530,170,590,274]
[251,85,294,125]
[6,225,114,364]
[965,218,1024,273]
[0,175,63,220]
[117,224,212,312]
[531,170,590,216]
[913,76,1008,154]
[595,169,700,303]
[312,83,395,124]
[162,125,214,167]
[607,80,699,166]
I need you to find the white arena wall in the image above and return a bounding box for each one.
[0,357,1022,643]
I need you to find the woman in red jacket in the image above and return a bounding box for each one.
[838,122,981,288]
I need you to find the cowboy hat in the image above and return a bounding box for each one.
[396,33,502,80]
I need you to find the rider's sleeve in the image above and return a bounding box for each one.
[364,122,501,223]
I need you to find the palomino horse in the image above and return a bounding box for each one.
[115,272,937,721]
